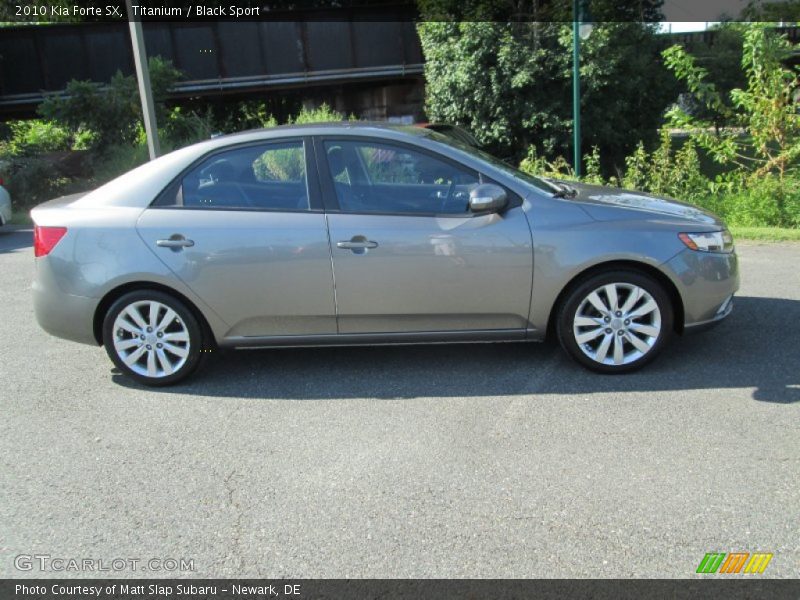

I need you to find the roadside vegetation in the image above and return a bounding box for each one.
[0,54,347,213]
[728,227,800,241]
[0,17,797,240]
[512,25,800,231]
[420,19,799,238]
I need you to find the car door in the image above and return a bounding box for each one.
[315,136,533,334]
[136,138,337,338]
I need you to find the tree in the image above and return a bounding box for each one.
[38,57,182,149]
[741,0,800,20]
[418,14,676,171]
[663,25,800,183]
[674,24,746,133]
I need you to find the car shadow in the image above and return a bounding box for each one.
[0,228,32,254]
[112,295,799,404]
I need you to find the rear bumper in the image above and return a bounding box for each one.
[33,261,99,346]
[662,248,739,330]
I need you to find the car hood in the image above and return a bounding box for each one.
[550,180,724,228]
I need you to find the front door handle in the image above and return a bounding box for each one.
[336,236,378,254]
[156,234,195,250]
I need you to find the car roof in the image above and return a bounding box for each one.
[212,121,433,143]
[44,121,534,211]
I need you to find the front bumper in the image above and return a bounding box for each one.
[0,197,11,225]
[662,248,739,331]
[683,294,734,334]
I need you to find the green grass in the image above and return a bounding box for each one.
[729,226,800,241]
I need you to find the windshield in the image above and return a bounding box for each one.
[425,131,560,194]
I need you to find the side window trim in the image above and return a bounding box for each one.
[151,137,324,212]
[313,135,518,218]
[302,135,324,211]
[312,135,339,213]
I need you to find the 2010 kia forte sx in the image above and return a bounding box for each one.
[31,124,738,386]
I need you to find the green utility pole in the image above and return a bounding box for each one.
[572,0,581,177]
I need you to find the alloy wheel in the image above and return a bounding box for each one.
[111,300,191,378]
[572,282,662,366]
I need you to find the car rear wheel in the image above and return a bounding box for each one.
[557,270,674,373]
[102,290,203,386]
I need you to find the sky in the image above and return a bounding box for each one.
[659,22,719,33]
[660,0,750,23]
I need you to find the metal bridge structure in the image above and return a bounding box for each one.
[0,19,424,118]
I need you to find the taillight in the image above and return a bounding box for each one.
[33,225,67,257]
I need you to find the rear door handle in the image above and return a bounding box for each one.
[336,240,378,249]
[156,235,194,250]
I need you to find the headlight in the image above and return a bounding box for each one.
[678,230,734,253]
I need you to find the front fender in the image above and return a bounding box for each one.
[525,195,688,336]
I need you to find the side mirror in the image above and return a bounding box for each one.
[469,183,508,213]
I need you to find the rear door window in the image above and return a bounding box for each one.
[160,141,310,211]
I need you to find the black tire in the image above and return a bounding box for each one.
[556,269,674,374]
[102,290,204,386]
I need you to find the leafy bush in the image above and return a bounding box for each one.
[243,104,347,182]
[2,157,74,209]
[71,128,97,151]
[518,23,799,230]
[38,57,181,150]
[582,146,608,186]
[147,56,184,114]
[418,20,677,169]
[673,25,746,131]
[254,147,305,182]
[663,25,799,186]
[39,75,138,149]
[617,130,709,202]
[1,119,71,156]
[519,130,800,228]
[90,143,150,186]
[162,106,216,147]
[692,178,800,228]
[233,101,278,130]
[290,103,346,125]
[519,146,575,181]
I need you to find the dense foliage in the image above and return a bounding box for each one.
[663,25,800,183]
[0,90,347,210]
[672,26,746,132]
[418,20,676,170]
[1,18,798,233]
[519,25,800,228]
[37,57,182,149]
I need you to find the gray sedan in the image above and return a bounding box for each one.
[31,124,738,385]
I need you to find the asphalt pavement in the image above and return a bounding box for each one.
[1,227,798,578]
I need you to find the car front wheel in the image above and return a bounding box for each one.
[102,290,203,386]
[557,270,674,373]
